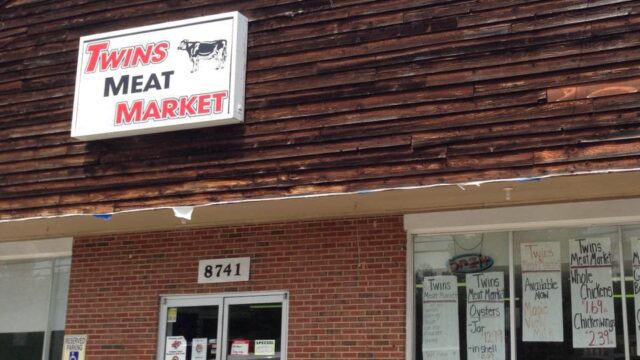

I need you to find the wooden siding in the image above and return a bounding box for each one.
[1,0,640,220]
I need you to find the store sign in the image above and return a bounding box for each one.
[466,272,506,360]
[569,238,616,348]
[448,253,494,274]
[520,242,563,342]
[230,340,250,355]
[255,340,276,356]
[198,257,250,283]
[422,275,460,360]
[71,12,248,140]
[61,335,87,360]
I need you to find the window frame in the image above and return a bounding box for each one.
[404,198,640,360]
[0,237,72,360]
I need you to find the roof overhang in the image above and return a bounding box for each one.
[2,170,640,242]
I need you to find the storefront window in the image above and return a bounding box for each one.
[227,303,282,359]
[414,232,511,360]
[514,227,624,360]
[413,225,639,360]
[0,257,71,360]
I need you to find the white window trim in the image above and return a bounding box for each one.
[403,197,640,360]
[0,237,72,261]
[0,238,73,360]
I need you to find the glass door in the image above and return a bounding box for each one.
[157,292,288,360]
[222,294,287,360]
[158,296,223,360]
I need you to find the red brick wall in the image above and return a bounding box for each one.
[66,216,407,359]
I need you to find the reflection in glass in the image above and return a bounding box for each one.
[165,306,220,360]
[513,227,625,360]
[414,232,511,360]
[227,303,282,360]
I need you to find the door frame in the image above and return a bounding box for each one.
[156,291,289,360]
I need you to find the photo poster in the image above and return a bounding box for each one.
[569,237,616,348]
[422,275,460,360]
[466,272,506,360]
[191,338,207,360]
[165,336,187,360]
[633,238,640,356]
[520,242,563,342]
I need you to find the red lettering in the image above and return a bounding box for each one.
[114,92,227,126]
[197,94,211,114]
[132,44,154,67]
[152,41,170,63]
[100,48,128,71]
[123,47,133,68]
[179,96,198,117]
[84,41,170,72]
[161,99,179,118]
[143,101,161,121]
[211,91,228,113]
[115,100,143,125]
[85,42,109,73]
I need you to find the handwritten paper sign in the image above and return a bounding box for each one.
[569,238,616,348]
[632,238,640,356]
[466,272,506,360]
[422,276,460,360]
[520,242,563,342]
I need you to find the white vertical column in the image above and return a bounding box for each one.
[406,235,415,360]
[509,231,517,360]
[41,260,55,360]
[618,227,630,360]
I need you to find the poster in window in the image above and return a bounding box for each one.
[466,272,506,360]
[632,238,640,355]
[569,238,616,348]
[520,242,563,342]
[191,338,207,360]
[422,275,460,360]
[165,336,187,360]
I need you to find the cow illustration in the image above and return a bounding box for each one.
[177,39,227,73]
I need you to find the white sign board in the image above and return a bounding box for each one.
[230,340,250,355]
[632,238,640,355]
[254,339,276,356]
[198,257,250,283]
[191,338,207,360]
[422,275,460,360]
[520,242,564,342]
[71,12,248,140]
[569,238,616,348]
[466,272,506,360]
[61,335,87,360]
[165,336,187,360]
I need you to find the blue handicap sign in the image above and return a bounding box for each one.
[69,351,79,360]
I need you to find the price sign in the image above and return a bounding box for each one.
[466,272,506,360]
[520,242,563,342]
[198,257,250,283]
[422,275,460,360]
[569,238,616,348]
